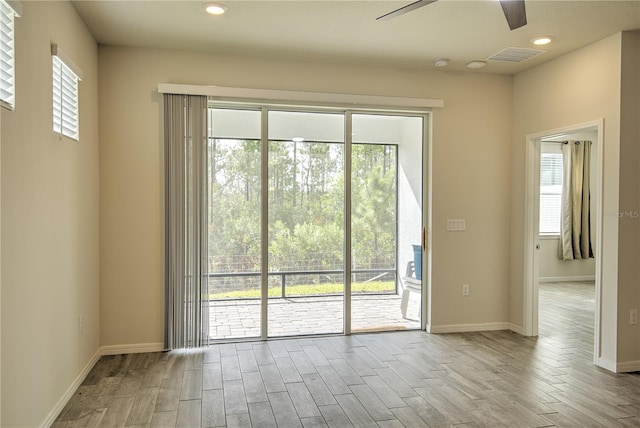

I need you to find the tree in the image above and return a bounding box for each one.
[207,138,397,286]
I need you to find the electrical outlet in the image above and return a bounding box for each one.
[78,315,84,333]
[630,309,638,325]
[462,284,470,297]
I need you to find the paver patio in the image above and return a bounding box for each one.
[208,293,421,339]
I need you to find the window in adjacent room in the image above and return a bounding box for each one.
[52,44,82,141]
[539,142,563,235]
[0,0,20,110]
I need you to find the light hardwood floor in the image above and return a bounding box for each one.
[54,281,640,427]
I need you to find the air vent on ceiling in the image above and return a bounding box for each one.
[487,47,546,63]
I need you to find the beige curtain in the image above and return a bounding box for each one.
[164,94,209,349]
[558,140,594,260]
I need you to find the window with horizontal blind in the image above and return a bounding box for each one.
[52,45,81,141]
[540,143,563,235]
[0,0,19,110]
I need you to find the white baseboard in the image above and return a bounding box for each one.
[615,360,640,373]
[596,357,640,373]
[539,275,595,283]
[101,342,165,355]
[428,322,511,334]
[508,323,525,335]
[40,347,102,428]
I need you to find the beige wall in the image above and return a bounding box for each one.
[0,2,100,426]
[512,32,640,368]
[98,46,513,345]
[617,31,640,363]
[539,238,595,280]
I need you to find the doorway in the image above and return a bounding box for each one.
[524,119,603,363]
[206,105,428,341]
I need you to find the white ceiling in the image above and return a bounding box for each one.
[71,0,640,74]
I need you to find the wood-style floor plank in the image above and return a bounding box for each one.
[362,375,407,408]
[150,410,177,428]
[348,383,395,421]
[242,371,268,404]
[55,282,640,428]
[274,356,304,383]
[226,413,252,428]
[175,399,201,428]
[286,381,322,418]
[237,349,259,374]
[258,363,287,393]
[125,386,159,426]
[99,396,134,427]
[318,404,353,428]
[247,401,277,428]
[268,391,301,427]
[201,389,225,427]
[334,393,376,427]
[222,379,248,416]
[221,355,242,382]
[179,369,202,401]
[389,406,431,428]
[302,373,338,407]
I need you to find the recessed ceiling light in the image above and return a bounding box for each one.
[466,60,487,69]
[532,36,554,46]
[205,3,227,15]
[434,58,449,68]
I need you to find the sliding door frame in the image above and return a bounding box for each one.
[344,111,353,335]
[260,107,269,339]
[422,111,432,331]
[209,100,432,339]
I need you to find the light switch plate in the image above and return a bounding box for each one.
[447,219,466,231]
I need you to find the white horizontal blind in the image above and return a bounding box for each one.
[52,54,80,140]
[540,145,563,235]
[0,0,16,110]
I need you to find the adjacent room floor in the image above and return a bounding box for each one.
[55,281,640,427]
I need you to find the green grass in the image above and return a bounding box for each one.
[208,281,395,299]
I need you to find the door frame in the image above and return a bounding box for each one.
[523,118,604,364]
[208,99,432,340]
[422,112,432,332]
[213,102,433,339]
[346,110,431,334]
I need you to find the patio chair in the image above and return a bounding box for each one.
[400,261,422,319]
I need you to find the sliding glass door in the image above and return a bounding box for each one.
[206,105,426,341]
[207,108,262,340]
[267,111,345,336]
[350,114,423,332]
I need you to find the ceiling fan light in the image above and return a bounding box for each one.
[205,3,227,15]
[532,36,554,46]
[434,58,449,68]
[466,60,487,69]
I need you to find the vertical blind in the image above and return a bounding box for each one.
[52,54,80,140]
[0,0,17,110]
[164,94,209,349]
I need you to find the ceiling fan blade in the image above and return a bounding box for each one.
[499,0,527,30]
[376,0,438,21]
